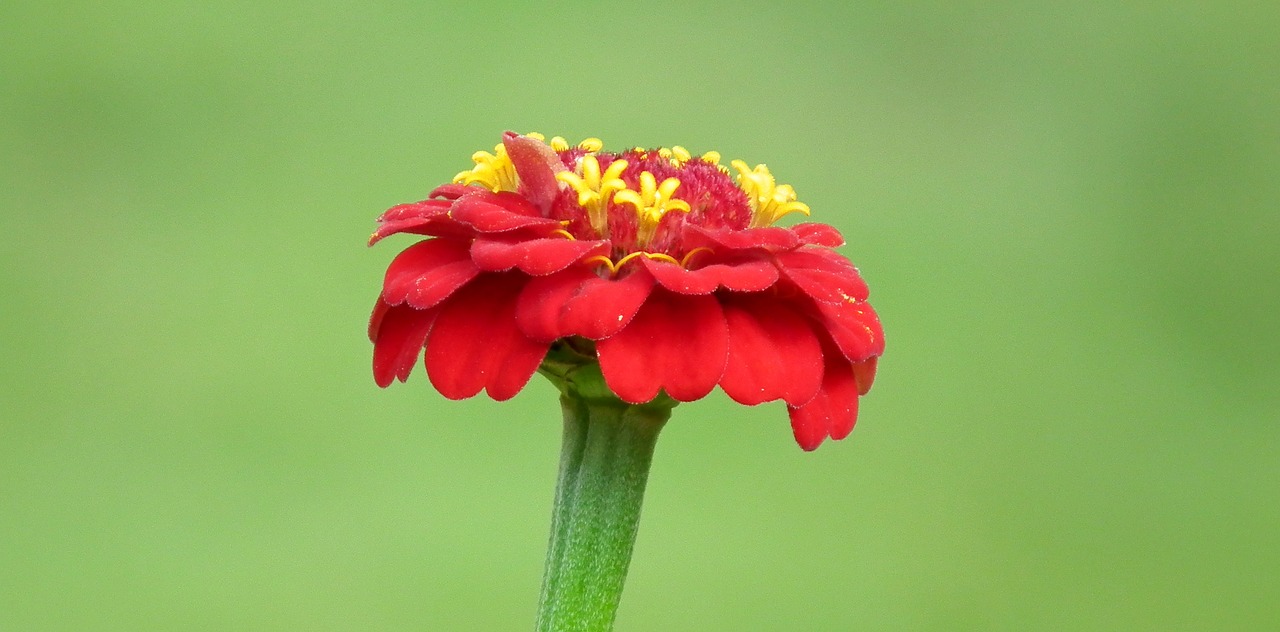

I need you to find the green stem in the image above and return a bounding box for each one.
[535,360,674,632]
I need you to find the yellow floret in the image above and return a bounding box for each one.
[613,171,691,246]
[556,154,630,237]
[453,143,518,192]
[732,160,811,228]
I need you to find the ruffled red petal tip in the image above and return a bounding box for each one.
[368,200,453,245]
[598,290,728,403]
[371,303,437,388]
[719,297,823,407]
[381,239,480,309]
[776,249,870,304]
[424,275,549,401]
[786,358,861,451]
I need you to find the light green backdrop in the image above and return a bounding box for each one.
[3,2,1277,630]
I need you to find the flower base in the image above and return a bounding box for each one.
[536,354,675,631]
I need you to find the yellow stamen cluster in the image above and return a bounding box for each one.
[453,142,518,192]
[613,171,692,246]
[732,160,811,228]
[555,155,630,237]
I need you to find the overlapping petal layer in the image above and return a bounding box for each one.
[597,290,728,403]
[369,132,883,450]
[425,274,548,401]
[720,295,824,407]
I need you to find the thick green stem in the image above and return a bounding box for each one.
[535,360,673,632]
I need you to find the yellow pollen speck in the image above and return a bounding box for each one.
[732,160,811,228]
[613,171,691,246]
[556,155,630,238]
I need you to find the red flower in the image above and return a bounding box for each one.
[369,132,884,451]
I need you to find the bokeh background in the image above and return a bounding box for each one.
[3,2,1277,630]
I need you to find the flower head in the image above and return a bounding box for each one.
[369,132,884,450]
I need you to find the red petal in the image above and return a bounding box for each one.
[471,238,608,275]
[370,200,455,245]
[598,291,728,403]
[786,356,860,451]
[720,297,824,406]
[369,217,477,244]
[428,183,475,199]
[381,239,480,309]
[812,299,885,362]
[775,248,870,304]
[640,257,779,295]
[503,131,566,211]
[372,303,438,388]
[377,199,452,224]
[561,268,656,340]
[425,274,549,401]
[450,192,559,233]
[791,222,846,247]
[684,225,801,252]
[368,297,390,342]
[515,266,597,342]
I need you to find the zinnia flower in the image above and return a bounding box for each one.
[369,132,883,450]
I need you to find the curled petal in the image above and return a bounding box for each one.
[377,199,452,224]
[720,296,824,406]
[598,291,728,403]
[776,248,870,304]
[381,239,480,309]
[427,183,474,199]
[425,274,549,401]
[791,222,845,247]
[371,302,438,387]
[503,131,566,211]
[812,299,885,362]
[471,238,609,275]
[369,217,477,244]
[640,257,779,295]
[787,355,860,451]
[370,200,455,245]
[450,192,560,233]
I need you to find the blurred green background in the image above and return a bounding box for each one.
[3,2,1277,630]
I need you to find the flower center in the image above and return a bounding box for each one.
[453,133,813,272]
